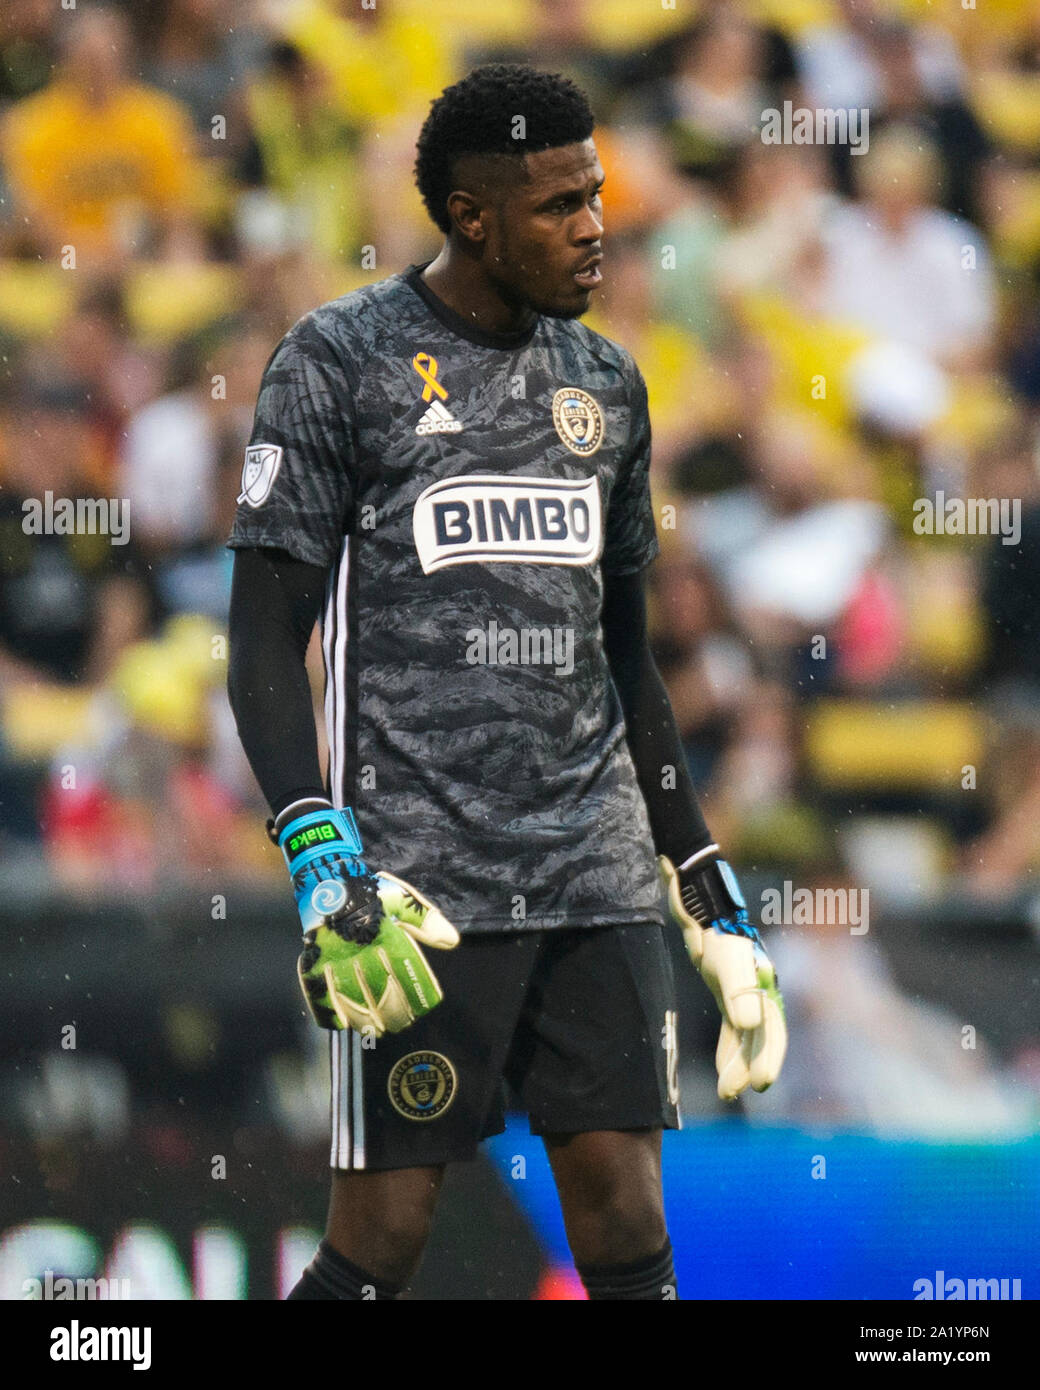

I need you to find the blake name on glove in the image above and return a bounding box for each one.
[284,818,342,863]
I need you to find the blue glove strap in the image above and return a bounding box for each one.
[717,860,746,910]
[704,861,764,948]
[710,910,764,950]
[278,806,365,879]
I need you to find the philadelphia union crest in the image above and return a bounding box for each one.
[552,387,604,457]
[388,1051,457,1121]
[238,443,283,508]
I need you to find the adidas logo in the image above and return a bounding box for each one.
[415,400,463,435]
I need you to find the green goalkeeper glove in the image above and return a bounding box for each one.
[659,851,787,1101]
[274,799,459,1037]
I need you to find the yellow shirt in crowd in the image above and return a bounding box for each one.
[281,0,453,125]
[3,80,198,256]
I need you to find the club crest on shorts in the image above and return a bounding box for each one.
[238,444,283,508]
[388,1050,457,1121]
[552,387,604,457]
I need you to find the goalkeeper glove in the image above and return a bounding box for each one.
[659,851,787,1101]
[273,798,459,1037]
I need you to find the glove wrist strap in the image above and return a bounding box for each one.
[277,804,365,877]
[275,796,333,832]
[679,854,747,929]
[266,796,333,847]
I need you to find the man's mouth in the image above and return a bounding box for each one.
[574,256,602,289]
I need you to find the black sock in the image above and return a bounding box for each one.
[286,1239,403,1301]
[577,1237,677,1301]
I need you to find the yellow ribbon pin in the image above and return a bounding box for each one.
[412,352,449,402]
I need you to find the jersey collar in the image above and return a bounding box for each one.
[402,263,540,351]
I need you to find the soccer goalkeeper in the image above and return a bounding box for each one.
[227,63,786,1303]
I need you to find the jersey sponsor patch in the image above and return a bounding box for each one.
[552,387,604,457]
[238,444,283,507]
[387,1050,457,1121]
[412,473,601,574]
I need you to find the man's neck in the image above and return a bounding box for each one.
[420,244,538,339]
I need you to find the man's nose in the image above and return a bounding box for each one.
[573,203,603,242]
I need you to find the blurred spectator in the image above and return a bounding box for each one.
[20,278,167,444]
[280,0,453,127]
[713,142,835,307]
[141,0,266,136]
[118,322,270,559]
[797,0,963,114]
[650,555,752,789]
[979,425,1040,691]
[242,41,364,264]
[818,125,996,371]
[854,20,993,223]
[41,615,275,893]
[964,426,1040,897]
[961,720,1040,900]
[474,0,629,114]
[1,4,203,262]
[590,234,706,469]
[0,382,153,687]
[626,10,771,183]
[683,406,888,645]
[756,911,1034,1137]
[0,0,57,103]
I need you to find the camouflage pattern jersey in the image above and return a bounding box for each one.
[229,263,666,935]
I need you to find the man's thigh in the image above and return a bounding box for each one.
[326,930,541,1171]
[506,922,681,1136]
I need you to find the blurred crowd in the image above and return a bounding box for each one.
[1,0,1039,1129]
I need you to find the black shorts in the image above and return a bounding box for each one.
[328,923,681,1170]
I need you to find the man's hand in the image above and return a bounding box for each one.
[274,800,459,1036]
[659,853,787,1100]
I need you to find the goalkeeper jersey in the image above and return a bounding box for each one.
[229,263,665,934]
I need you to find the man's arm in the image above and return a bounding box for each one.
[601,564,751,930]
[602,565,787,1099]
[600,566,716,869]
[227,545,329,818]
[227,543,458,1034]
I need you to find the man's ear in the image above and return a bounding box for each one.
[446,190,486,246]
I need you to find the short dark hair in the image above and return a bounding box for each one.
[414,64,596,234]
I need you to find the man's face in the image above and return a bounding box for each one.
[65,11,129,95]
[479,139,605,320]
